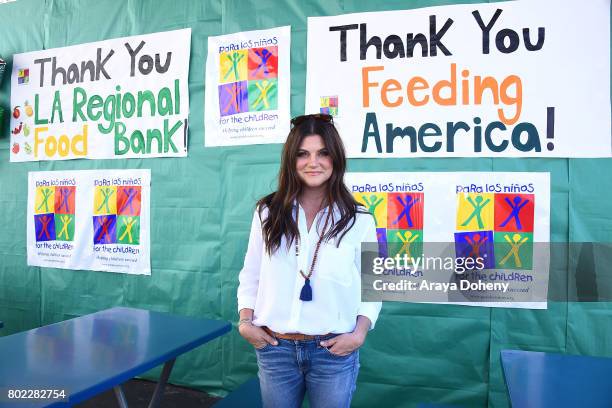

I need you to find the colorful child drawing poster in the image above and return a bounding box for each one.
[27,169,151,275]
[345,172,550,309]
[205,26,291,146]
[455,192,535,271]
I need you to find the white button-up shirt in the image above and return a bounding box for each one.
[237,203,382,335]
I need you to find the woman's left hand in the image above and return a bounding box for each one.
[320,331,365,356]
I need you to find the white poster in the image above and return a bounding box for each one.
[10,29,191,161]
[27,170,151,275]
[346,172,550,309]
[205,25,291,146]
[306,0,611,157]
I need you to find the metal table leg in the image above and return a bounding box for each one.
[112,358,176,408]
[147,358,176,408]
[113,384,129,408]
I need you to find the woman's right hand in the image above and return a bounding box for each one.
[239,323,278,349]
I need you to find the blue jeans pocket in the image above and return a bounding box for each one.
[255,343,273,352]
[321,345,357,359]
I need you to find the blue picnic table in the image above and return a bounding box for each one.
[0,307,230,407]
[501,349,612,408]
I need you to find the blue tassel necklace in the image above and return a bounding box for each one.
[295,207,331,302]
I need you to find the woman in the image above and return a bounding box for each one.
[237,113,381,408]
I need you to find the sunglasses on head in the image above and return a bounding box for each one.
[290,113,334,127]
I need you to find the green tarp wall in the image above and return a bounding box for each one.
[0,0,611,406]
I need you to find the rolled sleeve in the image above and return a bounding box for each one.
[237,209,264,312]
[358,302,382,330]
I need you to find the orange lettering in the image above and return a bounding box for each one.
[407,77,429,106]
[498,75,522,125]
[432,63,457,106]
[381,79,403,107]
[361,66,384,107]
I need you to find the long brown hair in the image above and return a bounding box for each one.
[257,114,367,255]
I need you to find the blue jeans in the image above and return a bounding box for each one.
[255,334,360,408]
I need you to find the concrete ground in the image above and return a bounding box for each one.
[75,379,220,407]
